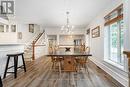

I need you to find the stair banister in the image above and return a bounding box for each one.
[32,32,44,60]
[36,32,45,45]
[32,41,35,60]
[24,31,40,50]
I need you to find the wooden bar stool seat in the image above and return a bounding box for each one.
[3,52,26,79]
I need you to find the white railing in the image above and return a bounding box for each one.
[36,32,46,45]
[24,31,47,60]
[24,31,41,50]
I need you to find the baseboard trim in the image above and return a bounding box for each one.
[89,57,128,87]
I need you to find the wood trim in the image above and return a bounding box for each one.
[104,14,123,26]
[123,51,130,68]
[123,51,130,87]
[104,4,123,19]
[123,51,130,58]
[32,41,35,60]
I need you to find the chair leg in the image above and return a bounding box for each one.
[3,56,10,79]
[22,54,26,72]
[54,62,56,72]
[51,62,55,72]
[58,61,61,76]
[52,62,54,69]
[76,63,79,72]
[85,64,89,75]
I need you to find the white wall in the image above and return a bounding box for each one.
[45,27,86,45]
[0,23,41,43]
[45,27,86,35]
[0,33,17,43]
[35,46,48,58]
[0,17,42,44]
[17,23,41,43]
[86,0,128,87]
[59,35,85,45]
[124,0,130,51]
[0,18,18,43]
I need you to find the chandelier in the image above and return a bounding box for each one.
[61,11,74,34]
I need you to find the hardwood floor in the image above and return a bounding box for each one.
[2,56,123,87]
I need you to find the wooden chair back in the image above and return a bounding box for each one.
[79,56,88,64]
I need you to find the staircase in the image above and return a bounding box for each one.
[24,32,44,61]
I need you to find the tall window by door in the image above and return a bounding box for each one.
[104,4,124,65]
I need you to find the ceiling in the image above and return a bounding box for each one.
[15,0,113,28]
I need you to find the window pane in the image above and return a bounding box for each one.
[0,25,4,32]
[109,22,118,62]
[110,11,118,20]
[120,20,124,64]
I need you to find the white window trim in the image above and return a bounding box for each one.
[104,20,124,65]
[104,58,125,71]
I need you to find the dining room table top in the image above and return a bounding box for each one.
[46,49,92,56]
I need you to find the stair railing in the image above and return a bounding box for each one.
[24,31,41,50]
[36,32,46,45]
[32,32,45,60]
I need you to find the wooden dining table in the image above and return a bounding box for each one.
[46,49,92,72]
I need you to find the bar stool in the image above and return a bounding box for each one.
[3,52,26,79]
[0,76,3,87]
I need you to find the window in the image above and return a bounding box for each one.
[0,25,4,32]
[104,4,124,65]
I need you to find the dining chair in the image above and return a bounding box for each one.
[51,56,63,75]
[48,47,53,53]
[75,56,89,74]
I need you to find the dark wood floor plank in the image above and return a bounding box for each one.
[2,56,122,87]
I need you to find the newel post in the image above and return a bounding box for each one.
[32,41,35,60]
[123,51,130,87]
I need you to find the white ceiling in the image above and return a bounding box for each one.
[15,0,113,28]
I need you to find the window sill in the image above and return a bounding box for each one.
[104,59,125,71]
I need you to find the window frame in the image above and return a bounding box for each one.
[104,4,124,66]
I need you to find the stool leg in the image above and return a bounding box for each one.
[0,76,3,87]
[22,54,26,72]
[3,56,10,79]
[14,56,18,78]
